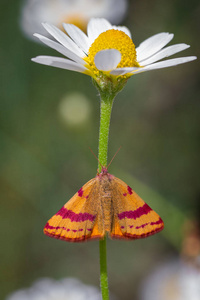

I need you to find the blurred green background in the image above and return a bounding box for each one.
[0,0,199,299]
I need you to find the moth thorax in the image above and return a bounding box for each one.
[100,177,113,231]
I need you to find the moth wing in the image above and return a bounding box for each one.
[44,178,105,242]
[110,176,164,239]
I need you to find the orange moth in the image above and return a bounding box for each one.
[44,167,164,242]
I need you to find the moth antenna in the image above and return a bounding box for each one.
[89,147,103,169]
[107,146,122,169]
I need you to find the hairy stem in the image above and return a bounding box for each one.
[98,91,115,300]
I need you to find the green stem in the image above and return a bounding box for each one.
[98,96,114,168]
[98,91,115,300]
[99,238,109,300]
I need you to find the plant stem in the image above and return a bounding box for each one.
[98,96,114,168]
[98,91,115,300]
[99,237,109,300]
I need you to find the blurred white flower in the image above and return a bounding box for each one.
[140,258,200,300]
[6,277,102,300]
[58,92,91,127]
[20,0,128,41]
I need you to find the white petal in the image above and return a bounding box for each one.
[42,23,85,57]
[132,56,197,74]
[94,49,121,71]
[111,67,138,75]
[33,34,86,65]
[136,32,174,62]
[140,43,190,66]
[87,18,112,45]
[63,24,90,53]
[111,56,197,75]
[31,56,87,73]
[112,25,132,38]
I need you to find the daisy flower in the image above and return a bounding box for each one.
[140,258,200,300]
[32,18,197,89]
[21,0,127,41]
[6,277,102,300]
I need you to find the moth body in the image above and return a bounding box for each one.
[44,167,164,242]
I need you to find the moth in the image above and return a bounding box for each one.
[44,167,164,242]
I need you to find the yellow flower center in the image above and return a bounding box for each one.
[85,29,140,75]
